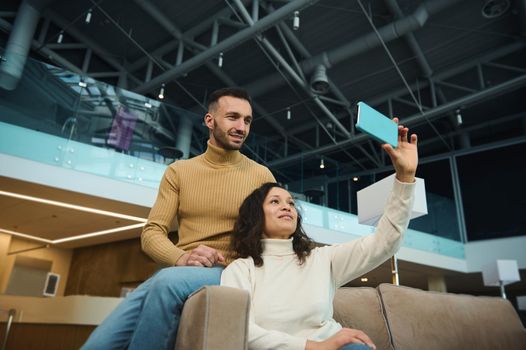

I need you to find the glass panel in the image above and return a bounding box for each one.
[410,159,461,241]
[0,47,200,187]
[457,143,526,241]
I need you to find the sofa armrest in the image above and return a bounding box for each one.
[175,286,250,350]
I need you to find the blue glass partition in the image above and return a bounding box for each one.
[0,50,464,260]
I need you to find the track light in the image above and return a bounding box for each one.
[311,64,330,94]
[218,52,224,68]
[292,11,300,31]
[85,8,93,24]
[158,83,165,100]
[320,157,325,169]
[57,31,63,43]
[456,108,463,126]
[286,107,291,120]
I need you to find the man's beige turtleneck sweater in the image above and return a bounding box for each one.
[141,141,275,266]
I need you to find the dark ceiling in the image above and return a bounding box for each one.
[1,0,525,183]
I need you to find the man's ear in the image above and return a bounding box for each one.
[204,113,214,130]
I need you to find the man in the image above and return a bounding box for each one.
[82,87,275,350]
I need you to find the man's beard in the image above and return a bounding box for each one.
[212,120,244,150]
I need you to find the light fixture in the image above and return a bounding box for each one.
[482,259,521,299]
[218,52,224,68]
[0,190,147,222]
[286,107,291,120]
[158,83,165,100]
[310,64,330,95]
[0,190,147,245]
[85,8,93,24]
[360,277,368,282]
[319,157,325,169]
[144,102,152,108]
[292,11,300,31]
[57,31,64,44]
[353,176,359,182]
[456,108,463,126]
[78,80,87,88]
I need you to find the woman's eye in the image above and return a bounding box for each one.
[289,202,295,207]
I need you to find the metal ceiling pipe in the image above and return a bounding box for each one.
[0,16,81,75]
[384,0,433,77]
[134,0,320,94]
[232,0,351,138]
[267,73,526,168]
[0,0,54,90]
[246,0,461,98]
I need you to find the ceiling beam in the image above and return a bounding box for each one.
[267,72,526,168]
[133,0,319,94]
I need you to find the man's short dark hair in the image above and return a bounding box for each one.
[207,87,252,112]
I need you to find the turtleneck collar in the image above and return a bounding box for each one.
[203,140,243,166]
[261,238,295,256]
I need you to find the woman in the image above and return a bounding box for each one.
[221,120,418,350]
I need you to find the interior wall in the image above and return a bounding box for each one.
[0,232,11,292]
[65,237,158,297]
[0,236,72,296]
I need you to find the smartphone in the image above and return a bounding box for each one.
[356,101,398,148]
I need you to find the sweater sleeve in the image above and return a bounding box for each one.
[330,178,416,287]
[221,260,307,350]
[263,166,277,183]
[141,165,185,266]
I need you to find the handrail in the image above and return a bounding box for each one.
[1,308,16,350]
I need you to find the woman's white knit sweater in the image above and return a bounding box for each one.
[221,179,415,350]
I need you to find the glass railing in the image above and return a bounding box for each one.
[0,48,204,187]
[299,200,464,259]
[0,48,464,259]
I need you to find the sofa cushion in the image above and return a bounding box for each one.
[378,283,526,350]
[334,287,393,350]
[175,286,250,350]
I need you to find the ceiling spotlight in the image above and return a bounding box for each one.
[292,11,300,31]
[158,83,165,100]
[361,277,368,282]
[85,8,93,24]
[144,102,152,108]
[481,0,510,19]
[352,176,359,182]
[286,107,291,120]
[78,80,87,88]
[319,157,325,169]
[57,31,64,44]
[456,108,463,126]
[218,52,224,68]
[311,65,330,95]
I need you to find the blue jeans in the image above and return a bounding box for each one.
[81,266,223,350]
[339,344,372,350]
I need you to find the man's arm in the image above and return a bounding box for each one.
[141,166,185,266]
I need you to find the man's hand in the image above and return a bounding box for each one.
[175,244,226,267]
[306,328,376,350]
[382,117,418,183]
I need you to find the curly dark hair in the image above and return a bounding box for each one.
[230,182,314,267]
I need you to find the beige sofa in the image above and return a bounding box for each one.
[176,283,526,350]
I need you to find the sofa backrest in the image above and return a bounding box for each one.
[378,283,526,350]
[334,287,393,350]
